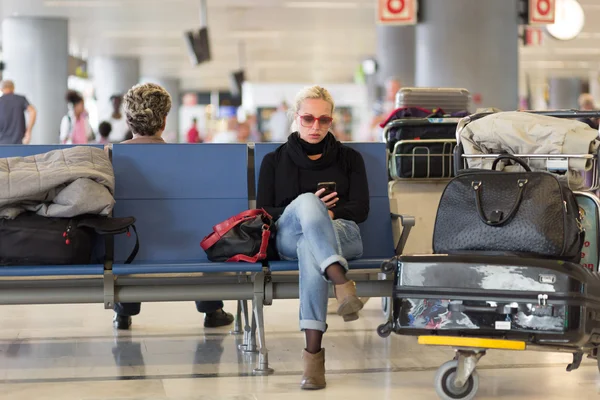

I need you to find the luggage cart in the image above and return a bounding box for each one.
[379,110,600,400]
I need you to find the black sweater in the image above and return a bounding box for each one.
[256,145,370,223]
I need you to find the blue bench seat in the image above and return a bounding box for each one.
[267,259,387,273]
[112,261,263,275]
[0,265,104,277]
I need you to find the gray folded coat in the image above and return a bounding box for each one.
[0,146,115,219]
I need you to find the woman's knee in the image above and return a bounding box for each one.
[290,194,329,227]
[293,193,325,213]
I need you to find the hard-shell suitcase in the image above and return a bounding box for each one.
[390,254,600,347]
[395,88,471,113]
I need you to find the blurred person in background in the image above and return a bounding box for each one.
[211,117,239,143]
[113,82,234,329]
[368,77,401,141]
[107,94,130,142]
[97,121,112,144]
[0,80,37,144]
[186,117,202,143]
[268,101,291,142]
[237,122,251,143]
[578,93,599,130]
[60,91,94,144]
[246,113,262,142]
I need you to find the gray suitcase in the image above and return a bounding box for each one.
[395,87,471,113]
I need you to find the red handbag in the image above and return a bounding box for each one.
[200,209,273,263]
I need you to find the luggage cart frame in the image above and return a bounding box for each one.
[383,117,461,181]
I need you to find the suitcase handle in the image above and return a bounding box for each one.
[472,178,529,226]
[491,155,532,172]
[448,303,520,314]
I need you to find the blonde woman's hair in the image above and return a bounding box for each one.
[123,83,172,136]
[290,85,335,132]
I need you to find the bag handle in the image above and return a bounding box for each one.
[472,179,529,226]
[213,209,270,236]
[491,155,532,172]
[226,228,271,263]
[124,225,140,264]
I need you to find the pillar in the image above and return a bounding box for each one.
[140,77,181,143]
[2,17,69,144]
[548,77,581,110]
[415,0,519,111]
[376,25,416,88]
[90,57,140,120]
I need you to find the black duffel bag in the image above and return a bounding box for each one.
[433,155,584,262]
[0,213,138,266]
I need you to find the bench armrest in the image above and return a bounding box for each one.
[391,213,415,256]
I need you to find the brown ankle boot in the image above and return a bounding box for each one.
[301,349,326,390]
[334,280,364,321]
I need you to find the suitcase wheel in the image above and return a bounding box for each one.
[434,360,479,400]
[377,323,392,338]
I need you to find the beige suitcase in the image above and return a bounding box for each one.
[395,87,471,113]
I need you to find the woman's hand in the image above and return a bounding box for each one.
[315,188,339,209]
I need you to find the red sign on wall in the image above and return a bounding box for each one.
[524,27,544,46]
[378,0,417,26]
[529,0,556,25]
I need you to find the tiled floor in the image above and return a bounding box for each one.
[0,299,598,399]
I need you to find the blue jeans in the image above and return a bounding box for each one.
[276,193,363,332]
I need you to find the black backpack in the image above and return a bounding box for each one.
[0,213,138,266]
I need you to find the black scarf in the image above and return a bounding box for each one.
[275,132,342,206]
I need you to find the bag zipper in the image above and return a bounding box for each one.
[63,219,77,245]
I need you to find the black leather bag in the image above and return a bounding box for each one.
[433,155,584,262]
[200,209,275,263]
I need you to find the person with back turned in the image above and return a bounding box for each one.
[0,80,37,144]
[112,82,234,330]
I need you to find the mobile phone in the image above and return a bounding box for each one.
[317,182,336,197]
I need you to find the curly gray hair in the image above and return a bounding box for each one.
[123,83,172,136]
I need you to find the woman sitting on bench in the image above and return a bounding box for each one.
[257,85,369,390]
[112,82,234,330]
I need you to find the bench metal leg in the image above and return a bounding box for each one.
[103,270,114,310]
[238,300,257,353]
[230,300,244,335]
[241,309,258,354]
[252,272,273,375]
[252,295,272,375]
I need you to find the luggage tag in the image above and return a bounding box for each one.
[495,321,511,330]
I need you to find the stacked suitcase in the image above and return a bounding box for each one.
[395,88,471,113]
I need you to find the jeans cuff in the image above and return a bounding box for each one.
[300,319,327,332]
[319,255,348,274]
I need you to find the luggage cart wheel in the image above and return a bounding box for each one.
[377,323,392,338]
[434,360,479,400]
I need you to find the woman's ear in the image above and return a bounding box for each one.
[162,116,167,131]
